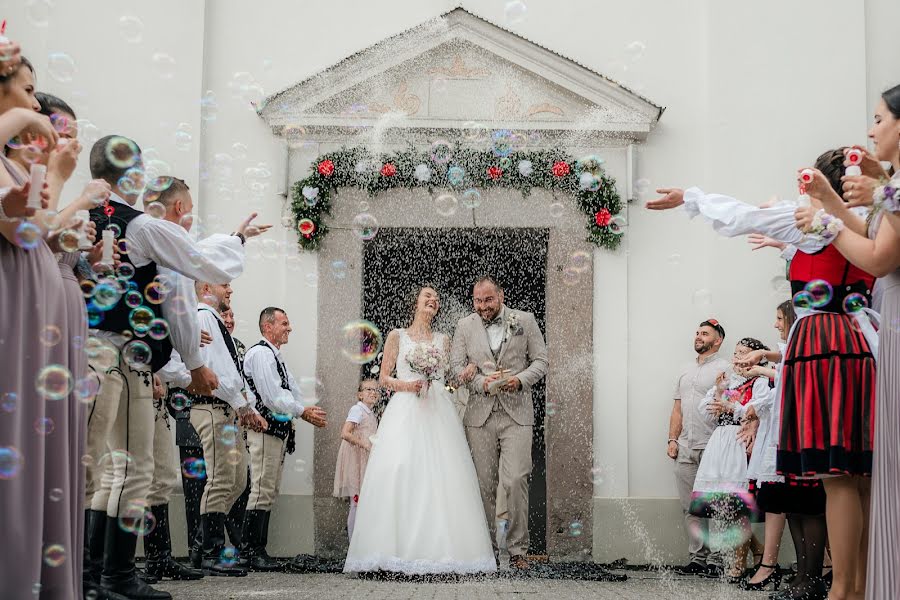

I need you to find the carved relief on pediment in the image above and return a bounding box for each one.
[427,55,490,79]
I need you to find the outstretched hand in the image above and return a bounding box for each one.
[746,233,785,252]
[236,212,273,238]
[645,188,685,210]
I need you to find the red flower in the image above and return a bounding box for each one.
[487,166,503,180]
[552,161,571,177]
[380,163,397,177]
[317,160,335,176]
[595,209,612,227]
[298,218,316,237]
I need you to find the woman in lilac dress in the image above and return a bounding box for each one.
[0,55,84,599]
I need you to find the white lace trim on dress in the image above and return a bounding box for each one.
[344,555,497,575]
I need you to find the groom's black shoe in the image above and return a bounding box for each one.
[241,510,282,572]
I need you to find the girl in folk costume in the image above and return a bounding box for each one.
[690,338,773,582]
[333,379,380,541]
[648,148,877,599]
[737,301,828,598]
[793,84,900,600]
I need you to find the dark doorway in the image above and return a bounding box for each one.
[361,227,549,555]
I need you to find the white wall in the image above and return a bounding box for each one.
[10,0,896,553]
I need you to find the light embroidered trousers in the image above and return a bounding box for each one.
[465,406,532,557]
[83,342,123,507]
[89,349,156,517]
[246,430,287,511]
[190,404,248,514]
[146,399,179,506]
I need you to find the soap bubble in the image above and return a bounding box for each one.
[152,53,177,80]
[805,280,833,309]
[36,365,73,400]
[843,293,868,314]
[122,340,152,369]
[1,392,17,413]
[504,0,528,25]
[341,321,383,364]
[105,137,140,169]
[430,140,452,165]
[43,544,66,567]
[351,213,379,241]
[15,222,42,250]
[26,0,53,27]
[119,16,144,43]
[0,446,23,479]
[40,325,62,347]
[47,52,76,83]
[128,307,155,334]
[461,188,482,209]
[34,417,55,436]
[181,457,206,480]
[435,194,458,217]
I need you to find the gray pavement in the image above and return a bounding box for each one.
[154,571,770,599]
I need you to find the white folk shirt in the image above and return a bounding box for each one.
[90,192,245,368]
[242,339,306,419]
[673,351,731,451]
[157,349,191,390]
[681,187,869,251]
[196,302,249,411]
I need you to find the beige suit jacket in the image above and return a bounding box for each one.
[450,307,548,427]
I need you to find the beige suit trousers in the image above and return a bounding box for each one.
[674,446,717,565]
[146,399,178,506]
[190,404,248,515]
[465,405,533,557]
[246,431,287,511]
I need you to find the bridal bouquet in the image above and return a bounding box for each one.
[406,342,447,382]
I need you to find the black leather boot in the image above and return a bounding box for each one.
[242,510,282,572]
[99,516,172,599]
[200,512,247,577]
[144,504,203,580]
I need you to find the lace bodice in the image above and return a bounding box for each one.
[396,329,447,382]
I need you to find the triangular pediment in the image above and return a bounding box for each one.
[259,8,664,142]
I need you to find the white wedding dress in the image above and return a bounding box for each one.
[343,330,497,574]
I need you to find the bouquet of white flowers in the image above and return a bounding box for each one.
[406,342,447,382]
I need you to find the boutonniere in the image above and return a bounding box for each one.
[506,312,524,336]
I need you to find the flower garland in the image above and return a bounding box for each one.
[290,144,625,251]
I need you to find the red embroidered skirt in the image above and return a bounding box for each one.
[777,312,876,477]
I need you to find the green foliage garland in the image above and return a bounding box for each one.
[290,144,625,251]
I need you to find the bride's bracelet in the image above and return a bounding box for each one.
[804,208,844,244]
[874,180,900,213]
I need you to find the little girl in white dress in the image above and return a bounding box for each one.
[690,337,773,580]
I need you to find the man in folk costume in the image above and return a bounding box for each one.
[140,178,265,583]
[450,276,548,571]
[191,282,268,577]
[241,307,327,570]
[84,137,241,600]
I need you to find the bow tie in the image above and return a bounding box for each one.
[483,316,503,328]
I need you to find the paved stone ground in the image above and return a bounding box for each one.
[154,571,768,599]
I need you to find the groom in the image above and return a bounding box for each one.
[451,276,548,571]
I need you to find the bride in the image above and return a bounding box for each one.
[343,284,497,575]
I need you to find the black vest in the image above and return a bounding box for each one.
[245,341,296,454]
[88,202,173,373]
